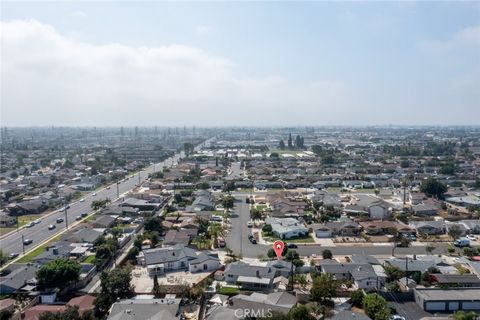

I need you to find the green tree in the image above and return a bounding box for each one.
[222,195,235,210]
[262,224,273,235]
[310,273,339,304]
[36,259,81,290]
[448,224,462,240]
[420,177,447,198]
[363,293,390,320]
[426,243,435,255]
[449,311,479,320]
[94,267,134,315]
[322,249,333,260]
[144,216,163,233]
[288,305,315,320]
[384,264,404,282]
[350,289,365,307]
[152,274,161,298]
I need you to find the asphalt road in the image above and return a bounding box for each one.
[0,138,220,258]
[225,194,451,259]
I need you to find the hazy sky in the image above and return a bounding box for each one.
[1,1,479,126]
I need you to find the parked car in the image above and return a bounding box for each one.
[247,221,253,228]
[92,192,97,196]
[218,238,226,248]
[390,315,406,320]
[8,252,19,259]
[248,234,257,244]
[81,212,88,218]
[454,238,470,247]
[76,216,82,221]
[48,224,56,230]
[56,218,64,223]
[79,198,85,202]
[25,222,35,228]
[33,219,41,224]
[287,243,298,249]
[466,234,477,241]
[106,186,111,190]
[23,239,33,245]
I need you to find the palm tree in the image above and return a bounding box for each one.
[209,223,226,248]
[193,235,210,250]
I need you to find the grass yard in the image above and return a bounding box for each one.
[217,286,240,296]
[255,204,268,211]
[262,233,315,244]
[82,255,96,264]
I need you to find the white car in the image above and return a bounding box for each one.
[92,192,97,196]
[247,221,253,228]
[25,222,35,228]
[79,198,85,202]
[33,219,41,224]
[389,315,405,320]
[466,234,477,241]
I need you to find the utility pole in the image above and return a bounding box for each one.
[116,181,120,198]
[21,234,25,254]
[138,172,141,185]
[64,198,69,229]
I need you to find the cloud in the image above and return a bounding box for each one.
[0,19,350,126]
[422,25,480,53]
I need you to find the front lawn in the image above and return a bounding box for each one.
[17,243,49,263]
[218,286,240,296]
[262,233,315,244]
[83,255,96,264]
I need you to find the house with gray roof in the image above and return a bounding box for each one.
[223,261,293,291]
[0,264,40,294]
[409,221,447,235]
[230,292,297,315]
[137,245,220,276]
[265,217,308,239]
[107,298,181,320]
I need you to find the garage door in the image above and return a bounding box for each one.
[448,302,459,311]
[425,302,446,311]
[462,302,480,310]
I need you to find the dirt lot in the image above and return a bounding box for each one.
[131,266,212,293]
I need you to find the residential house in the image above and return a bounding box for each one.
[0,264,40,294]
[409,221,447,236]
[459,220,480,235]
[265,217,308,239]
[359,220,399,235]
[107,298,181,320]
[223,261,293,291]
[230,292,297,315]
[138,245,220,276]
[163,230,192,246]
[0,211,15,227]
[412,203,439,216]
[321,221,361,237]
[430,274,480,288]
[317,260,385,290]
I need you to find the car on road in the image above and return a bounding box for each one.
[454,238,470,247]
[79,198,85,202]
[106,186,111,190]
[287,243,298,249]
[23,239,33,245]
[390,315,406,320]
[33,219,42,224]
[248,234,257,244]
[466,234,477,241]
[218,238,226,247]
[56,218,64,223]
[247,221,253,228]
[92,192,97,196]
[76,216,82,221]
[81,212,88,218]
[48,224,56,230]
[25,222,35,228]
[8,252,19,259]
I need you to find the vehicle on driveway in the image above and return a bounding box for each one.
[248,234,257,244]
[48,224,56,230]
[23,239,33,245]
[218,238,226,247]
[466,234,477,241]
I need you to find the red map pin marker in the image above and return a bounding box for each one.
[273,240,284,259]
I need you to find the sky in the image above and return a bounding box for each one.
[1,1,479,127]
